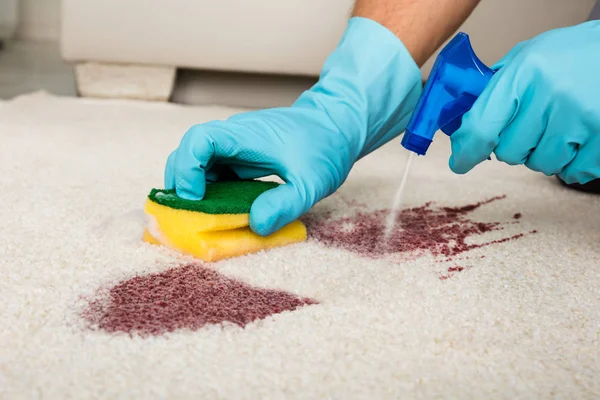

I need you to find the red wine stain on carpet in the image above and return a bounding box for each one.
[83,264,317,337]
[303,195,535,270]
[439,265,472,280]
[83,195,533,335]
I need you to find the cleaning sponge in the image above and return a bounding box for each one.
[143,181,307,262]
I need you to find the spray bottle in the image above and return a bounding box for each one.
[383,33,495,238]
[401,32,495,155]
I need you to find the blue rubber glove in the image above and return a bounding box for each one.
[449,21,600,184]
[165,17,422,236]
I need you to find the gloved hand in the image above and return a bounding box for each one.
[449,21,600,184]
[165,17,422,236]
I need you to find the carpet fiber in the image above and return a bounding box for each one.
[1,92,599,399]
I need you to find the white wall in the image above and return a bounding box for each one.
[16,0,61,41]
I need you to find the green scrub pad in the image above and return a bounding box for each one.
[148,180,279,214]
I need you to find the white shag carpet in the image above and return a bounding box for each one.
[1,92,599,399]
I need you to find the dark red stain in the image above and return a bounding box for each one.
[83,264,317,337]
[304,195,534,260]
[439,265,471,280]
[82,196,535,336]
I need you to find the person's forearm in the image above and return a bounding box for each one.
[353,0,480,66]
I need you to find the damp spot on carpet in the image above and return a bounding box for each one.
[303,195,535,261]
[83,264,317,337]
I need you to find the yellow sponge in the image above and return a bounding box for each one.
[142,181,307,262]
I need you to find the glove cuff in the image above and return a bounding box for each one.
[294,17,423,159]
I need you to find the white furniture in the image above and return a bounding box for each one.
[60,0,597,101]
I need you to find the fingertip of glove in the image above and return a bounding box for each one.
[249,220,275,237]
[448,155,470,175]
[249,183,305,237]
[249,211,279,237]
[557,172,574,185]
[558,170,597,186]
[175,188,204,201]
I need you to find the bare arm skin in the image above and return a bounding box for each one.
[353,0,480,66]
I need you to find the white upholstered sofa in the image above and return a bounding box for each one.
[60,0,597,102]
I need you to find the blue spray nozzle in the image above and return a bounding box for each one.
[401,32,495,155]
